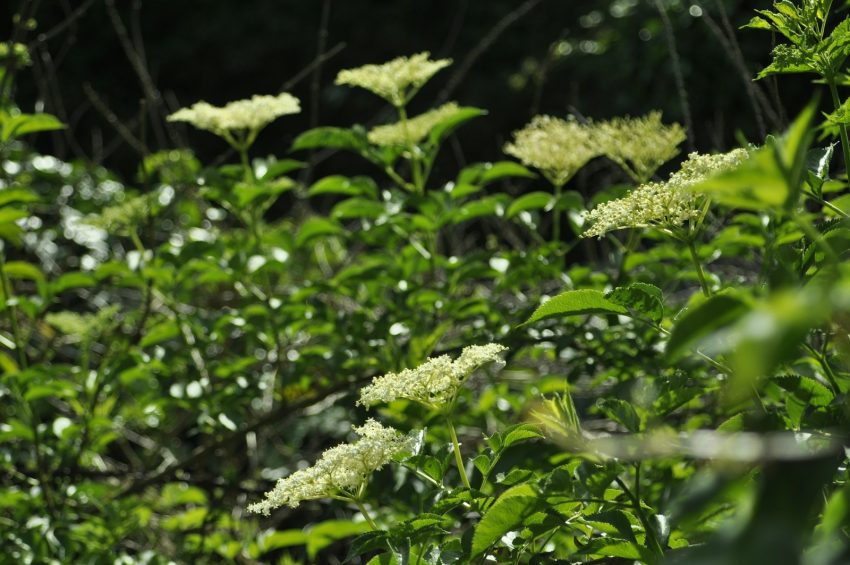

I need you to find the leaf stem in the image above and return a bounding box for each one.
[686,239,712,297]
[827,78,850,178]
[354,499,378,530]
[447,418,471,490]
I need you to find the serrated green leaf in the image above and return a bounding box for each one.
[607,282,664,323]
[471,484,539,557]
[523,289,628,326]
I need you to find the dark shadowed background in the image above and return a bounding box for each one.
[6,0,810,185]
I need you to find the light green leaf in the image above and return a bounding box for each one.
[506,192,553,219]
[665,294,751,362]
[523,289,628,326]
[295,217,344,247]
[471,484,539,558]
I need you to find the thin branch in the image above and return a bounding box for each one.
[278,41,346,93]
[653,0,695,152]
[83,82,149,156]
[437,0,546,104]
[28,0,96,47]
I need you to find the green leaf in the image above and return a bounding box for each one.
[506,192,553,219]
[471,484,539,558]
[502,423,544,448]
[307,175,378,198]
[260,159,305,180]
[1,112,66,142]
[140,320,180,347]
[523,289,628,326]
[598,398,642,432]
[291,126,369,153]
[233,178,295,208]
[50,272,97,295]
[0,189,39,207]
[427,106,486,146]
[295,217,344,247]
[452,194,508,223]
[257,530,309,553]
[606,282,664,323]
[306,520,371,559]
[331,197,386,220]
[665,293,751,362]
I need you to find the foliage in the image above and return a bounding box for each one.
[3,2,850,564]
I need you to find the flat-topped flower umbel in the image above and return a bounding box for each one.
[167,92,301,140]
[504,115,599,188]
[582,148,750,238]
[367,102,463,146]
[335,52,452,107]
[358,343,507,410]
[247,419,412,515]
[592,111,686,183]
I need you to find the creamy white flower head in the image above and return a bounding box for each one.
[593,111,686,183]
[167,93,301,137]
[335,52,452,106]
[358,343,508,409]
[582,148,749,238]
[368,102,462,146]
[248,419,412,515]
[504,115,599,187]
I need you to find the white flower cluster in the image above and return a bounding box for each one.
[593,112,686,183]
[167,93,301,136]
[503,116,599,187]
[248,419,412,515]
[368,102,462,146]
[582,148,749,238]
[335,52,452,106]
[82,194,151,235]
[358,343,507,409]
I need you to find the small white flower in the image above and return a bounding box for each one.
[368,102,462,146]
[504,116,599,187]
[582,148,749,238]
[247,419,412,515]
[335,52,452,106]
[167,92,300,137]
[358,343,508,409]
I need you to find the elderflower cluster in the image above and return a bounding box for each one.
[248,420,412,515]
[82,194,152,235]
[367,102,462,146]
[335,52,452,106]
[504,116,599,187]
[167,93,301,137]
[45,305,121,343]
[593,112,686,183]
[358,343,508,409]
[582,148,749,238]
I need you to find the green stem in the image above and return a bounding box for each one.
[354,499,378,530]
[447,418,471,490]
[687,240,712,297]
[827,78,850,179]
[552,183,563,244]
[802,189,850,219]
[0,250,59,522]
[398,105,425,193]
[615,475,664,559]
[0,249,25,369]
[238,146,254,183]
